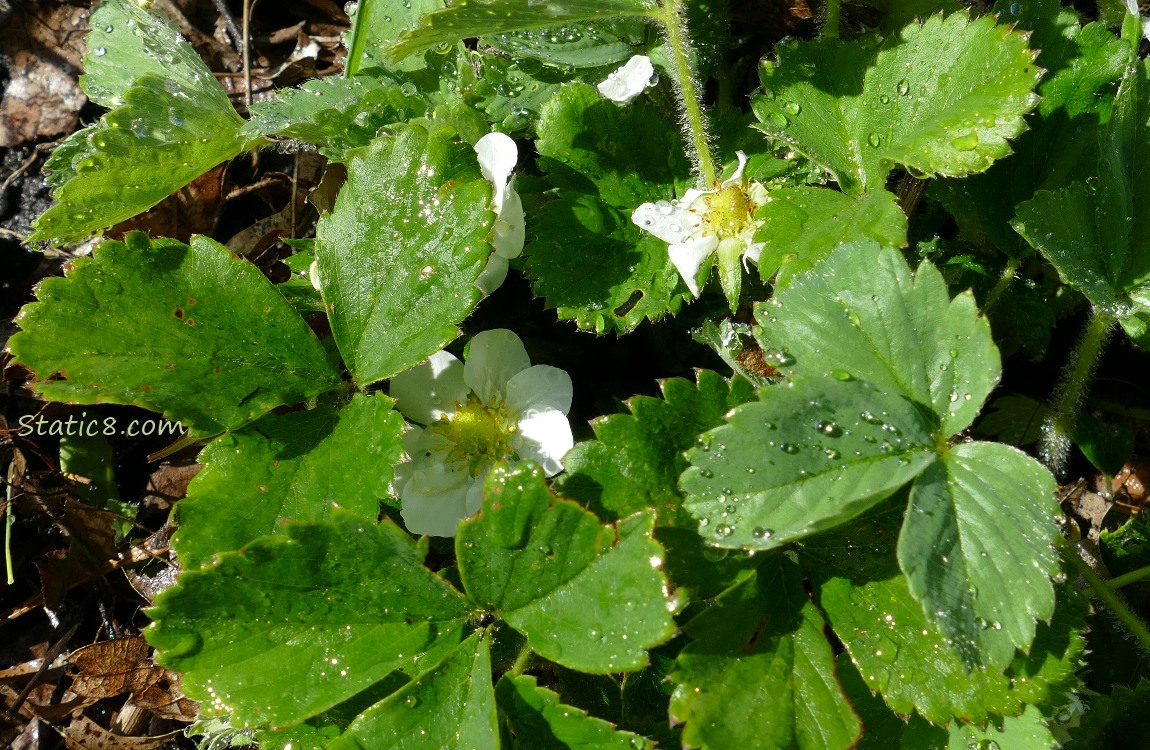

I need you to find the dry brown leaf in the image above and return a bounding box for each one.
[68,637,197,723]
[0,4,89,146]
[64,715,181,750]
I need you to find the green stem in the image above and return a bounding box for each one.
[824,0,841,39]
[1039,307,1115,474]
[509,639,533,677]
[1059,537,1150,654]
[1109,564,1150,590]
[4,480,13,586]
[658,0,717,185]
[982,256,1021,313]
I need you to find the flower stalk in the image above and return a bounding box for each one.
[1059,537,1150,655]
[1039,306,1115,475]
[657,0,717,186]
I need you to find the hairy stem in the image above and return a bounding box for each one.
[1039,307,1115,474]
[1109,564,1150,590]
[658,0,717,185]
[982,255,1021,313]
[510,639,533,677]
[824,0,841,39]
[1060,537,1150,654]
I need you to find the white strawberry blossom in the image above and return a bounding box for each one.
[597,55,657,104]
[473,133,525,294]
[390,329,574,537]
[631,151,768,303]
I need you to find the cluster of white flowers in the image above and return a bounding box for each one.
[390,329,573,537]
[631,151,768,300]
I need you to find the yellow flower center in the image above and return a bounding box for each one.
[430,396,517,475]
[703,185,756,238]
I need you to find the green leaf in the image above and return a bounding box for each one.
[174,394,406,569]
[753,187,908,283]
[1065,681,1150,750]
[32,0,248,243]
[529,83,694,333]
[315,124,492,385]
[457,464,676,673]
[8,233,340,435]
[330,633,498,750]
[242,74,429,161]
[941,706,1056,750]
[346,0,445,75]
[669,557,861,750]
[483,18,648,68]
[33,74,247,244]
[496,674,654,749]
[973,395,1048,447]
[1013,60,1150,334]
[806,504,1086,725]
[899,442,1060,669]
[754,241,1000,437]
[390,0,658,62]
[79,0,232,110]
[753,13,1040,195]
[556,370,755,525]
[682,376,937,550]
[147,511,472,727]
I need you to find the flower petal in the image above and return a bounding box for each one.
[597,55,656,104]
[669,234,719,297]
[632,201,697,244]
[307,259,322,291]
[505,364,573,418]
[474,132,517,211]
[464,329,532,403]
[474,253,509,295]
[390,350,467,424]
[400,472,484,537]
[721,150,748,189]
[513,410,574,476]
[494,182,525,259]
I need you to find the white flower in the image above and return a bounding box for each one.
[390,329,574,537]
[631,151,769,305]
[597,55,657,104]
[473,133,525,294]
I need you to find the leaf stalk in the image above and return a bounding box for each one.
[1059,537,1150,655]
[658,0,718,185]
[824,0,841,39]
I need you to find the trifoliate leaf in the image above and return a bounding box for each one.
[329,634,498,750]
[753,187,908,283]
[557,370,755,525]
[899,442,1060,669]
[9,233,340,435]
[669,557,862,750]
[470,52,615,135]
[174,394,406,569]
[315,124,491,385]
[496,674,654,749]
[529,83,693,333]
[389,0,659,62]
[805,504,1086,726]
[457,464,676,673]
[754,241,1000,437]
[1013,60,1150,337]
[682,377,937,550]
[33,74,247,244]
[242,74,428,161]
[32,0,249,243]
[753,13,1040,196]
[147,512,472,727]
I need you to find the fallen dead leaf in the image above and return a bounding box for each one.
[64,714,182,750]
[68,636,198,723]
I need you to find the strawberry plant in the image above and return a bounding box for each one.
[10,0,1150,746]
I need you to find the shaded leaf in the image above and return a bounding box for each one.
[329,634,498,750]
[315,124,491,385]
[457,463,676,673]
[669,557,861,750]
[9,233,340,435]
[174,394,406,569]
[496,674,653,749]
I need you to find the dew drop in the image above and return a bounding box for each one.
[879,94,890,104]
[767,112,788,129]
[751,527,774,540]
[93,47,107,56]
[715,524,735,538]
[897,78,910,96]
[867,133,881,147]
[816,420,843,437]
[783,101,801,115]
[779,443,799,454]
